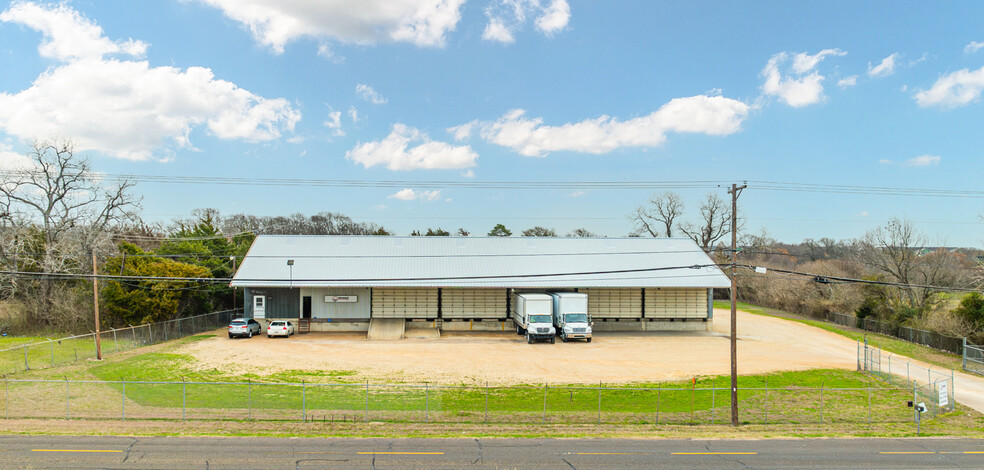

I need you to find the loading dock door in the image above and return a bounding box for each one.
[583,288,642,318]
[442,288,507,318]
[371,288,439,318]
[646,288,706,318]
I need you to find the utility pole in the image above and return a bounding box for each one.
[92,252,102,360]
[728,182,746,426]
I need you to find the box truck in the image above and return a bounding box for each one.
[511,293,556,344]
[550,292,592,342]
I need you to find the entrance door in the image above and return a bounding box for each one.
[302,296,312,320]
[253,296,266,319]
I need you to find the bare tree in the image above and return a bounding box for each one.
[0,138,140,328]
[522,226,557,237]
[631,191,684,237]
[679,192,731,251]
[567,228,596,237]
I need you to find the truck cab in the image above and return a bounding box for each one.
[512,293,556,344]
[550,292,592,342]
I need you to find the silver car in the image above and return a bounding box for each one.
[228,318,261,338]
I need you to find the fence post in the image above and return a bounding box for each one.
[598,381,602,425]
[425,383,429,423]
[74,344,77,362]
[927,366,932,388]
[484,382,489,424]
[23,345,28,371]
[364,380,369,422]
[121,378,125,421]
[655,385,660,425]
[182,378,186,421]
[711,386,716,425]
[148,323,153,344]
[764,379,768,425]
[112,328,118,353]
[819,381,824,424]
[132,326,137,347]
[301,381,306,422]
[65,377,70,419]
[964,338,968,370]
[856,339,860,371]
[542,383,547,424]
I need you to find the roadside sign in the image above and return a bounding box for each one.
[938,382,949,407]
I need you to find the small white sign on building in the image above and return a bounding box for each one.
[325,295,358,303]
[938,382,949,407]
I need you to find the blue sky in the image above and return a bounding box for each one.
[1,1,983,245]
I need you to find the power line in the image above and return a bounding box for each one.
[737,264,980,293]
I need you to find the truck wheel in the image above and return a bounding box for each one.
[550,336,555,344]
[516,325,523,335]
[587,338,592,343]
[526,334,533,344]
[561,335,568,343]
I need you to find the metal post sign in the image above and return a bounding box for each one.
[938,382,949,407]
[325,295,358,303]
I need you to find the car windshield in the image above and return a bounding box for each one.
[565,314,588,323]
[529,314,552,324]
[231,321,245,326]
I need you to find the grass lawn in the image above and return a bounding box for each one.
[715,301,965,371]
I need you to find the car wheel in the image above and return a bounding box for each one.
[587,338,592,343]
[228,333,233,339]
[247,330,252,338]
[267,334,271,338]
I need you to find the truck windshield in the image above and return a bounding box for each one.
[564,314,588,323]
[529,314,552,324]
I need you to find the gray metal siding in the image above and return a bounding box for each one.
[244,287,299,319]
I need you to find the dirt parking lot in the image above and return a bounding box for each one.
[178,309,859,385]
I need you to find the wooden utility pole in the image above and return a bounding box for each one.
[728,183,746,426]
[92,252,102,360]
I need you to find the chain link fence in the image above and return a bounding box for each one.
[0,309,240,375]
[824,311,965,355]
[964,340,984,375]
[858,341,955,417]
[0,377,919,425]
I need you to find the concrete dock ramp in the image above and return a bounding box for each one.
[367,319,406,340]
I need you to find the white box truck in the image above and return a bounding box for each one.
[511,293,556,344]
[550,292,592,342]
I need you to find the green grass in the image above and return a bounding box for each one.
[715,301,965,371]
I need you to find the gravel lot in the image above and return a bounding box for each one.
[178,309,858,385]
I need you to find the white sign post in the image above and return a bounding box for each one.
[938,382,949,407]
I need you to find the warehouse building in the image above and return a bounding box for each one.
[230,235,731,335]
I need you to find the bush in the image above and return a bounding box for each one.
[953,292,984,332]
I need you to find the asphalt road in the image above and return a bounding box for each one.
[0,436,982,469]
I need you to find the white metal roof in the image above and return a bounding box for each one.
[230,235,731,289]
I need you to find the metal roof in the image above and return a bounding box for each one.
[230,235,731,289]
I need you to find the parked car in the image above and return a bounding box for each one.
[267,320,295,338]
[228,318,261,338]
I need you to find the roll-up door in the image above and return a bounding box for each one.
[442,288,507,319]
[646,288,706,318]
[371,288,439,318]
[583,288,642,318]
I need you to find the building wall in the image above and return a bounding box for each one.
[243,287,299,319]
[299,287,370,320]
[441,288,508,319]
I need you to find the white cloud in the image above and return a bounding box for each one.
[878,159,893,165]
[479,95,749,157]
[200,0,466,51]
[858,211,869,217]
[904,155,941,167]
[0,2,300,161]
[447,120,478,141]
[482,17,514,43]
[388,188,442,201]
[460,169,475,178]
[0,2,146,61]
[356,84,387,104]
[483,0,570,44]
[761,49,845,107]
[348,106,361,122]
[966,41,984,53]
[0,143,35,171]
[867,53,898,78]
[914,66,984,108]
[347,123,478,170]
[323,110,344,136]
[837,75,858,88]
[791,48,845,74]
[535,0,570,35]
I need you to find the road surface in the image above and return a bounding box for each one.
[1,436,981,469]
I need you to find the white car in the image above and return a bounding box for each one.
[267,320,295,338]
